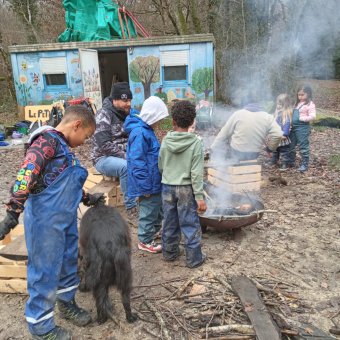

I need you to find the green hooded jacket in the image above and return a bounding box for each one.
[158,131,204,200]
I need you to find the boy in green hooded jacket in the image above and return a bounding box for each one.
[158,100,207,268]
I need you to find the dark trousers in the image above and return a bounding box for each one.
[272,144,290,165]
[161,184,204,268]
[289,123,311,166]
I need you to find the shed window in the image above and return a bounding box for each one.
[161,50,188,84]
[40,57,67,88]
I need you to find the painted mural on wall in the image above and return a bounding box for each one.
[192,67,213,100]
[128,43,214,108]
[12,50,83,107]
[129,56,160,99]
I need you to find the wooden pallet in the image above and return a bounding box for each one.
[207,161,262,193]
[0,225,27,294]
[84,168,124,207]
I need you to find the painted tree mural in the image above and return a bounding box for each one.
[192,67,213,99]
[129,56,160,99]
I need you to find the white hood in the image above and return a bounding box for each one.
[139,96,169,125]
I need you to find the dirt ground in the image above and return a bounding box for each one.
[0,124,339,339]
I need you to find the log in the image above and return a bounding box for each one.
[231,276,281,340]
[201,324,255,336]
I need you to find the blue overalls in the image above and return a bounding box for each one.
[289,104,311,168]
[24,132,88,336]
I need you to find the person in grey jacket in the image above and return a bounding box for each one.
[91,82,138,223]
[210,102,283,161]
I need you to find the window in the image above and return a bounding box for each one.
[40,57,68,89]
[161,50,188,84]
[44,74,67,86]
[163,66,187,81]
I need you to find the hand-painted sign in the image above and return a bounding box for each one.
[24,105,52,122]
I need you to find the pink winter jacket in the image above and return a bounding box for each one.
[296,101,316,122]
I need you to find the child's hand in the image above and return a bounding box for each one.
[196,200,207,214]
[144,194,151,198]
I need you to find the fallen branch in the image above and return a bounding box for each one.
[145,301,171,340]
[201,324,255,336]
[176,275,199,298]
[202,336,255,340]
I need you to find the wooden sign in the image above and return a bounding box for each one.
[24,105,52,122]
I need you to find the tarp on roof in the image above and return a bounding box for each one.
[58,0,137,42]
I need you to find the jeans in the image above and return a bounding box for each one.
[161,184,203,267]
[289,123,310,166]
[95,156,136,210]
[138,193,162,244]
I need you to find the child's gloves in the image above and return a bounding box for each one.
[0,211,19,240]
[83,193,106,207]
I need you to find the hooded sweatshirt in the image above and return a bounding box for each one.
[124,96,168,197]
[159,131,204,201]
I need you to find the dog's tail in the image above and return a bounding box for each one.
[114,248,132,292]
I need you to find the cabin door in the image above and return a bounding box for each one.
[79,49,103,110]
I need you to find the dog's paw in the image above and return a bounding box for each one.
[126,313,138,323]
[97,315,108,325]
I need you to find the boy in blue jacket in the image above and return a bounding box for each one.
[124,96,169,253]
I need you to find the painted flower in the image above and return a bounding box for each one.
[19,75,27,84]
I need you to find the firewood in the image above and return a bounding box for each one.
[200,324,255,336]
[145,301,171,340]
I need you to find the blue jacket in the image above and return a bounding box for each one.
[276,111,291,137]
[124,113,162,197]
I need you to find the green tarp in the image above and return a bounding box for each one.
[58,0,137,42]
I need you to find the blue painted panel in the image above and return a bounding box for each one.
[12,50,84,106]
[127,42,214,108]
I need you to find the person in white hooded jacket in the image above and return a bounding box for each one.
[124,96,169,254]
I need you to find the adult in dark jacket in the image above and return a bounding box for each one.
[91,82,138,222]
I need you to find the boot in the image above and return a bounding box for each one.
[57,299,92,327]
[31,326,71,340]
[185,247,206,268]
[279,163,288,171]
[163,243,180,261]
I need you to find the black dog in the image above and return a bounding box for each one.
[79,203,137,324]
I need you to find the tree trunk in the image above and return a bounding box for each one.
[143,82,151,99]
[0,32,15,100]
[189,0,202,33]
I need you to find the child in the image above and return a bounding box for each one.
[124,96,169,253]
[0,106,104,339]
[271,94,292,171]
[289,85,316,172]
[158,100,207,268]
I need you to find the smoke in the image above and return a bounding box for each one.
[216,0,340,105]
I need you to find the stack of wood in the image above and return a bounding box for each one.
[207,160,262,193]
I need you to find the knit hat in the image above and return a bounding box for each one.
[110,82,133,100]
[139,96,169,125]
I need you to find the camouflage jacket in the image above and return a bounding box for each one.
[91,97,128,164]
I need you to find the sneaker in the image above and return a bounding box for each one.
[298,164,308,172]
[279,164,288,171]
[138,241,162,253]
[31,326,71,340]
[57,299,92,327]
[127,206,139,227]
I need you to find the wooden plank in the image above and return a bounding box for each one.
[227,164,261,175]
[0,234,27,261]
[83,180,98,190]
[1,234,11,245]
[231,276,281,340]
[0,278,27,294]
[0,264,27,278]
[208,176,261,192]
[86,173,104,184]
[10,224,24,237]
[88,167,101,175]
[208,169,261,184]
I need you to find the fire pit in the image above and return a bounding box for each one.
[199,193,265,231]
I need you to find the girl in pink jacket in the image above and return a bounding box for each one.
[289,85,316,172]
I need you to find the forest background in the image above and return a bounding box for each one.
[0,0,340,117]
